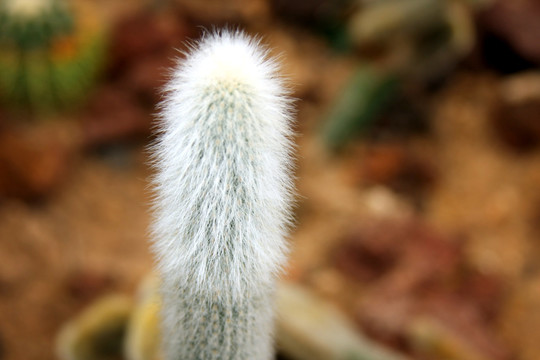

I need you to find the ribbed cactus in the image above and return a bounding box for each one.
[0,0,105,110]
[151,31,295,360]
[0,0,73,49]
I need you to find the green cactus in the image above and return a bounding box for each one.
[0,0,106,111]
[0,0,73,49]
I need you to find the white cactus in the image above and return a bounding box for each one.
[151,30,295,360]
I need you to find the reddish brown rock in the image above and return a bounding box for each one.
[361,144,407,185]
[332,218,510,359]
[333,218,408,283]
[177,0,271,26]
[121,52,176,105]
[479,0,540,65]
[359,142,438,196]
[491,72,540,152]
[335,219,460,292]
[80,86,152,149]
[108,10,192,76]
[492,99,540,152]
[415,293,512,360]
[0,128,72,200]
[66,269,115,305]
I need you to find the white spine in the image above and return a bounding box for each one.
[151,30,294,360]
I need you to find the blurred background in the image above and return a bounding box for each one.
[1,0,540,359]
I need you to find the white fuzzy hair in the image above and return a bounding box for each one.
[150,30,295,360]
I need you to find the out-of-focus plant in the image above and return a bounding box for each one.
[322,0,477,150]
[322,67,399,151]
[0,0,106,111]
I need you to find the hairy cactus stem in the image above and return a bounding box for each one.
[151,30,295,360]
